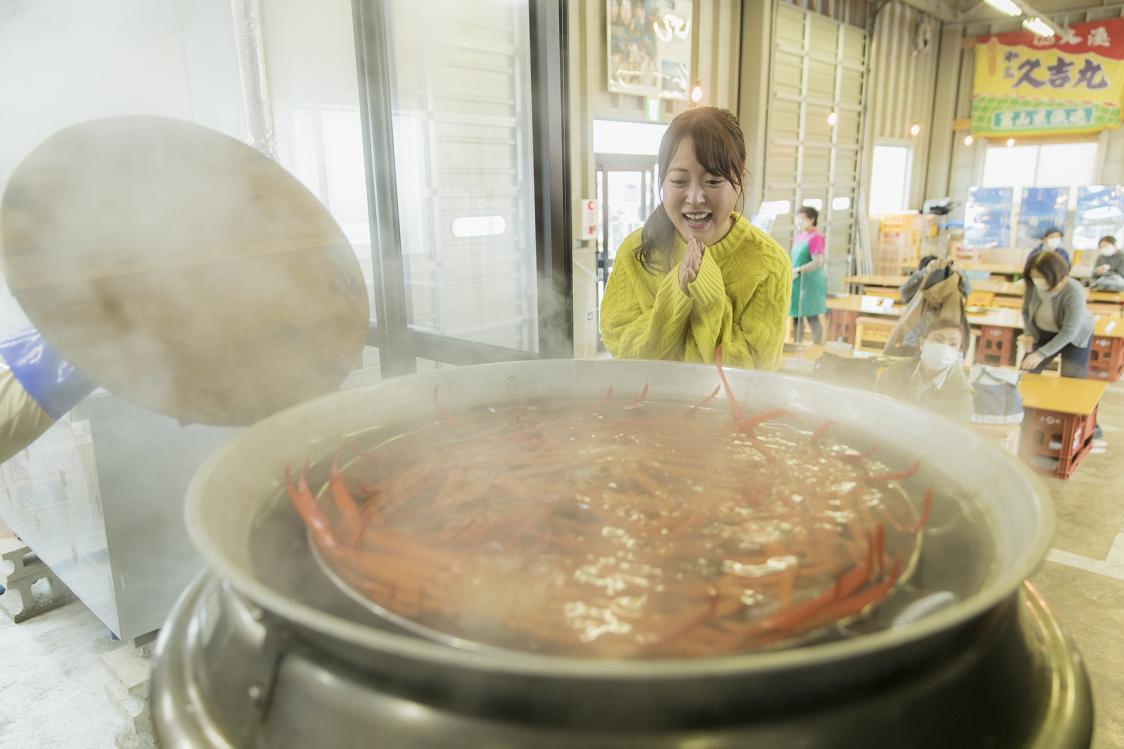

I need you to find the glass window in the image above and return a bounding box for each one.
[593,119,668,156]
[981,144,1038,192]
[1034,142,1097,188]
[982,142,1097,190]
[605,171,647,262]
[869,145,911,216]
[388,0,539,352]
[264,0,377,323]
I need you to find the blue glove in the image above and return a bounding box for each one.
[0,329,95,419]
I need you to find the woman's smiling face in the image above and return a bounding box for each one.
[661,137,739,246]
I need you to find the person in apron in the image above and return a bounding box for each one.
[789,206,827,344]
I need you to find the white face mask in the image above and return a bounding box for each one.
[920,340,960,372]
[1032,277,1052,292]
[1045,237,1061,250]
[1101,245,1118,256]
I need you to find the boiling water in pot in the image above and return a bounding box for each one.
[250,393,996,659]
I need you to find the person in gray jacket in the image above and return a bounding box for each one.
[1019,250,1095,377]
[1092,235,1124,287]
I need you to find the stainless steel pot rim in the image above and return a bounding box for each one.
[185,359,1056,679]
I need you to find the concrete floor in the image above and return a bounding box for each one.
[0,382,1122,748]
[1029,379,1124,749]
[0,571,130,747]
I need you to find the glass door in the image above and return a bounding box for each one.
[352,0,570,376]
[595,155,657,339]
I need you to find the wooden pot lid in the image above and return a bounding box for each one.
[1,116,369,426]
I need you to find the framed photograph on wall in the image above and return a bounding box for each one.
[607,0,693,100]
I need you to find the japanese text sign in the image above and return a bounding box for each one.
[973,19,1124,137]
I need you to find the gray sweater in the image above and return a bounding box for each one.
[1022,278,1095,358]
[1093,251,1124,277]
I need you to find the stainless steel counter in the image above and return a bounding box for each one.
[0,389,237,640]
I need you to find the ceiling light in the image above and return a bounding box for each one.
[827,111,839,126]
[1007,138,1016,147]
[910,123,921,136]
[964,135,974,146]
[690,84,703,104]
[984,0,1021,17]
[1022,17,1055,38]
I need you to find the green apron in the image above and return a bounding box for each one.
[789,232,827,317]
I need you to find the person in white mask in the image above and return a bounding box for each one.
[1019,250,1094,377]
[1025,226,1071,269]
[1092,235,1124,281]
[875,318,973,423]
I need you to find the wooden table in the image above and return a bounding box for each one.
[825,295,898,342]
[961,262,1025,278]
[973,279,1024,296]
[1090,316,1124,382]
[1018,373,1107,479]
[844,275,906,301]
[844,274,908,287]
[825,295,1025,364]
[966,308,1021,367]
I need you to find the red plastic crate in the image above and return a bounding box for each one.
[975,325,1015,367]
[1018,405,1098,479]
[1088,336,1124,382]
[828,310,858,344]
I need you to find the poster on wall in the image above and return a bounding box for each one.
[963,187,1014,249]
[1074,185,1124,250]
[971,18,1124,137]
[607,0,693,99]
[1016,187,1068,248]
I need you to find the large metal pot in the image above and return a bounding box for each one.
[180,359,1053,724]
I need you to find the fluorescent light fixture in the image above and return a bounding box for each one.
[984,0,1021,16]
[1022,16,1054,37]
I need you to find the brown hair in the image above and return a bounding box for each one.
[1099,235,1117,246]
[798,205,819,226]
[636,107,747,272]
[1028,249,1068,289]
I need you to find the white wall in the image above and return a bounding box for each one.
[0,0,244,336]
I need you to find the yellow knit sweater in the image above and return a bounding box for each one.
[600,214,792,369]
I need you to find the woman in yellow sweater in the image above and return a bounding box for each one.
[599,107,791,369]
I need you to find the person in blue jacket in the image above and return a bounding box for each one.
[1025,225,1071,270]
[0,329,94,464]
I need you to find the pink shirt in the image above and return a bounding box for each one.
[795,230,824,257]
